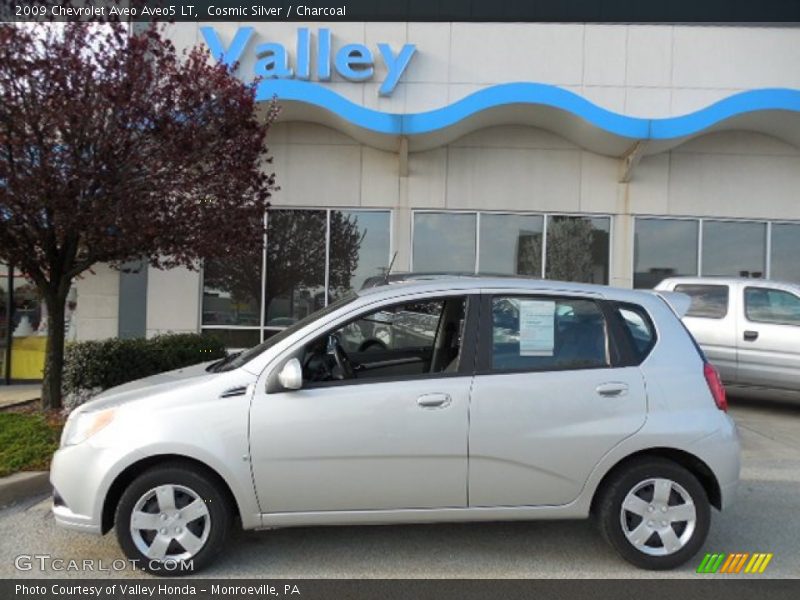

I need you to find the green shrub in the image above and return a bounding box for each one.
[0,413,61,478]
[62,333,227,397]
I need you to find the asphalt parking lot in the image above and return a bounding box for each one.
[1,397,798,579]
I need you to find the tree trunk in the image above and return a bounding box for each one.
[41,287,68,412]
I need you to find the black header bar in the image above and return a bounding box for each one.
[3,0,800,23]
[3,579,800,600]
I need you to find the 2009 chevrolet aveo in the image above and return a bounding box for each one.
[51,277,740,575]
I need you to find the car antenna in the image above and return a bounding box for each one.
[383,251,398,285]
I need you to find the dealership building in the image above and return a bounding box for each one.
[6,19,800,376]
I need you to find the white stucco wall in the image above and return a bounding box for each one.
[145,265,202,338]
[73,264,119,341]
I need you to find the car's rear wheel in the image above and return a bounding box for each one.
[596,457,711,570]
[115,462,232,575]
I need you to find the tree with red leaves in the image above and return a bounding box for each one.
[0,21,277,409]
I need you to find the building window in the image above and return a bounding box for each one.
[0,263,57,383]
[479,213,543,276]
[201,250,262,328]
[545,216,610,284]
[633,218,699,289]
[702,220,766,278]
[264,209,327,326]
[635,217,800,288]
[770,223,800,284]
[412,212,477,273]
[202,208,392,347]
[412,211,611,284]
[329,210,391,302]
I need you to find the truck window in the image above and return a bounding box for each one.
[745,287,800,326]
[674,284,729,319]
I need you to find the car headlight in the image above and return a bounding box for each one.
[61,408,116,447]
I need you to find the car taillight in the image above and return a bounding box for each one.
[703,362,728,412]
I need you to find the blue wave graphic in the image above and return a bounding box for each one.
[255,81,800,141]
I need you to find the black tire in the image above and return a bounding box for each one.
[115,462,232,576]
[595,457,711,570]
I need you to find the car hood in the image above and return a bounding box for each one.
[80,361,224,412]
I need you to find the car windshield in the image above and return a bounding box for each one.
[208,292,358,372]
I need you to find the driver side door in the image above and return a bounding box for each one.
[249,293,476,513]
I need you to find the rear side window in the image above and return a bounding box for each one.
[490,296,609,372]
[674,284,729,319]
[614,303,657,363]
[745,287,800,326]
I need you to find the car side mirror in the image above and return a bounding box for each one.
[277,358,303,391]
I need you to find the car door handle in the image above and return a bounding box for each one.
[596,383,629,397]
[417,393,451,408]
[743,330,759,342]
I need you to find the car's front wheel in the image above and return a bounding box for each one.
[115,462,232,575]
[596,457,711,570]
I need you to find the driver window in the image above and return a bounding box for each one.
[301,296,467,384]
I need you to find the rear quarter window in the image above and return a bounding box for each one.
[674,284,729,319]
[613,303,657,364]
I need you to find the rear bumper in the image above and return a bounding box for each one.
[690,413,741,510]
[719,479,739,511]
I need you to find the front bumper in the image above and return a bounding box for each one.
[50,440,143,536]
[52,501,102,534]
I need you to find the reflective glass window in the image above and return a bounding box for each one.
[479,214,543,276]
[702,221,766,278]
[634,219,698,288]
[413,213,477,273]
[770,223,800,283]
[545,216,610,284]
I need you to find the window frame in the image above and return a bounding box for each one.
[267,293,481,392]
[674,283,731,320]
[743,286,800,327]
[475,293,625,376]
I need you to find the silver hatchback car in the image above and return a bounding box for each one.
[51,278,740,574]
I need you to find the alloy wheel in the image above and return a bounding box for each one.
[619,477,697,556]
[129,484,211,562]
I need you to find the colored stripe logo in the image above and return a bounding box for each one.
[697,553,773,574]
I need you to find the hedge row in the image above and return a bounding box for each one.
[62,334,227,397]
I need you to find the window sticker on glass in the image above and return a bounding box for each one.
[519,299,556,356]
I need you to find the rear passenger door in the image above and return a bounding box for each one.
[737,285,800,391]
[467,293,649,507]
[674,283,738,383]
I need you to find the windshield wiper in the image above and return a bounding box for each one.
[206,351,243,373]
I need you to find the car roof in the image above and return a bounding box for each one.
[356,276,660,304]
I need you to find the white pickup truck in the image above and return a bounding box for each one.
[656,277,800,401]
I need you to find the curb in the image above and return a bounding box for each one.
[0,398,39,411]
[0,471,51,507]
